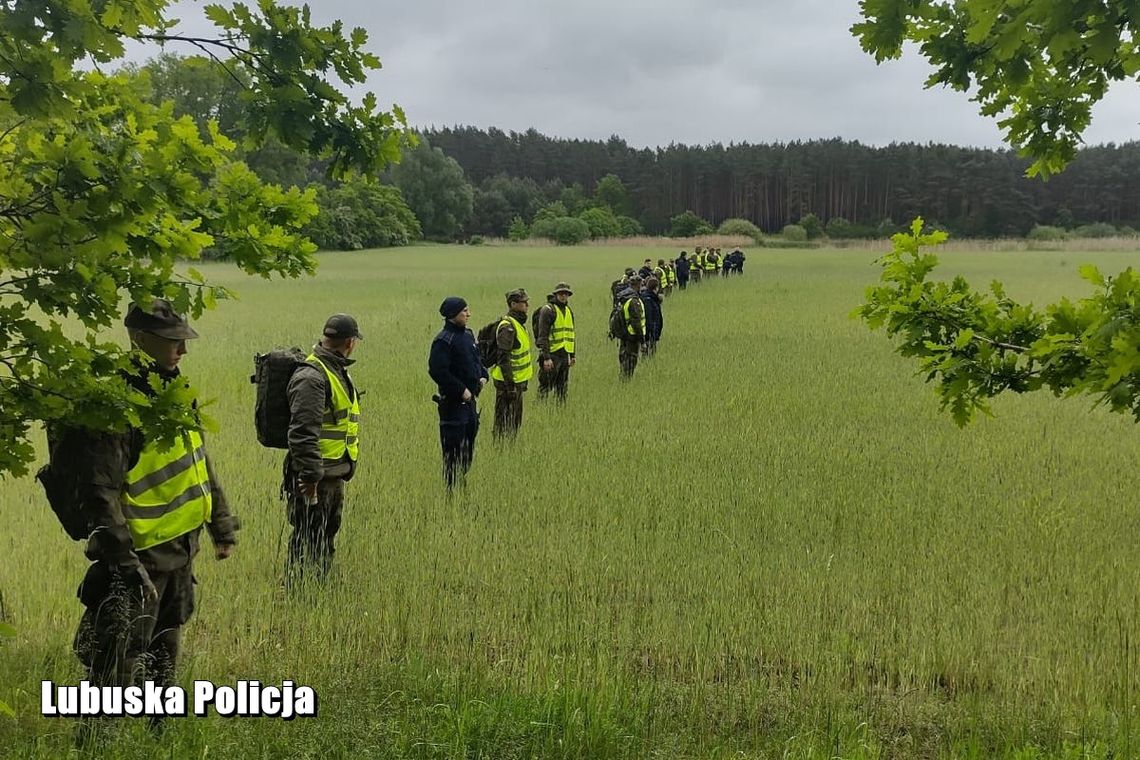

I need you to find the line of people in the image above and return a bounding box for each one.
[54,250,750,727]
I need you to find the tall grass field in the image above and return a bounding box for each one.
[1,244,1138,759]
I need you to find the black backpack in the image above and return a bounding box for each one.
[251,347,308,448]
[35,425,120,541]
[476,318,504,368]
[608,301,627,340]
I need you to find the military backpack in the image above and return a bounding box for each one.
[251,347,308,449]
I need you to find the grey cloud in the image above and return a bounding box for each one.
[147,1,1139,149]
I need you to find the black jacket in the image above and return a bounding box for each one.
[429,321,487,421]
[641,290,664,341]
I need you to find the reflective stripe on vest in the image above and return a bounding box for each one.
[489,316,533,383]
[550,304,575,354]
[622,298,645,336]
[122,430,212,551]
[307,353,361,461]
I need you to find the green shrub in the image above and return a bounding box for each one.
[533,201,568,224]
[303,180,422,251]
[507,216,528,241]
[1027,224,1067,241]
[615,215,643,236]
[798,213,823,240]
[669,210,714,237]
[468,235,485,246]
[782,224,808,242]
[578,206,622,239]
[1071,222,1118,238]
[552,217,590,245]
[717,218,762,240]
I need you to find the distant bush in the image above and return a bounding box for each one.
[782,224,808,242]
[304,180,421,251]
[1027,224,1067,241]
[1119,225,1138,238]
[533,201,568,224]
[825,217,852,239]
[552,217,591,245]
[717,218,762,240]
[615,215,643,236]
[578,206,622,239]
[468,235,485,246]
[507,216,528,241]
[798,213,823,240]
[670,210,714,237]
[1071,222,1118,238]
[533,216,590,245]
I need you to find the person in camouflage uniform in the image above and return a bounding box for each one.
[284,314,362,584]
[71,299,238,705]
[533,282,576,403]
[491,289,533,439]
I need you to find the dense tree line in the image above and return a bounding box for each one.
[424,127,1140,237]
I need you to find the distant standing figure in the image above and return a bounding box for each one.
[533,282,576,403]
[491,289,533,439]
[429,297,487,490]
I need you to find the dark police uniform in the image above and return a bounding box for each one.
[429,318,487,489]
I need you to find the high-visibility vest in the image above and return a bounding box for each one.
[622,297,645,336]
[307,353,360,462]
[695,254,705,270]
[653,266,665,284]
[549,305,575,354]
[705,255,717,272]
[490,315,533,383]
[666,267,677,286]
[121,429,212,551]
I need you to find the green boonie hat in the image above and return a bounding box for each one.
[552,282,573,295]
[123,299,199,340]
[506,288,529,304]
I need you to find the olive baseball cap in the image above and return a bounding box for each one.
[323,313,363,340]
[123,299,199,340]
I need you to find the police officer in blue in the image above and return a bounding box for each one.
[428,297,488,490]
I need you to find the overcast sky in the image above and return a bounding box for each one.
[148,0,1139,150]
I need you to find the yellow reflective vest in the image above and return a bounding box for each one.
[622,296,646,336]
[307,353,361,462]
[121,429,212,551]
[550,304,575,354]
[490,315,533,383]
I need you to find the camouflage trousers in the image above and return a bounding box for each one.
[537,352,571,402]
[286,477,345,584]
[74,562,194,689]
[493,380,525,440]
[619,338,641,378]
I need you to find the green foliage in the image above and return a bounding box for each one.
[533,201,569,224]
[717,218,762,240]
[550,217,591,245]
[825,217,852,239]
[592,173,632,216]
[781,224,807,242]
[1072,222,1119,239]
[0,0,413,477]
[1027,224,1067,242]
[559,183,588,216]
[669,210,713,238]
[390,138,474,241]
[577,206,622,239]
[1054,207,1076,230]
[852,0,1140,178]
[858,218,1140,426]
[615,215,643,237]
[467,235,485,246]
[303,180,421,250]
[799,213,824,240]
[507,216,529,241]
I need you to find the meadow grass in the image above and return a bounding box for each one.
[1,243,1138,758]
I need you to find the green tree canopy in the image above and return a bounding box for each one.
[853,0,1140,177]
[390,137,474,241]
[0,0,412,477]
